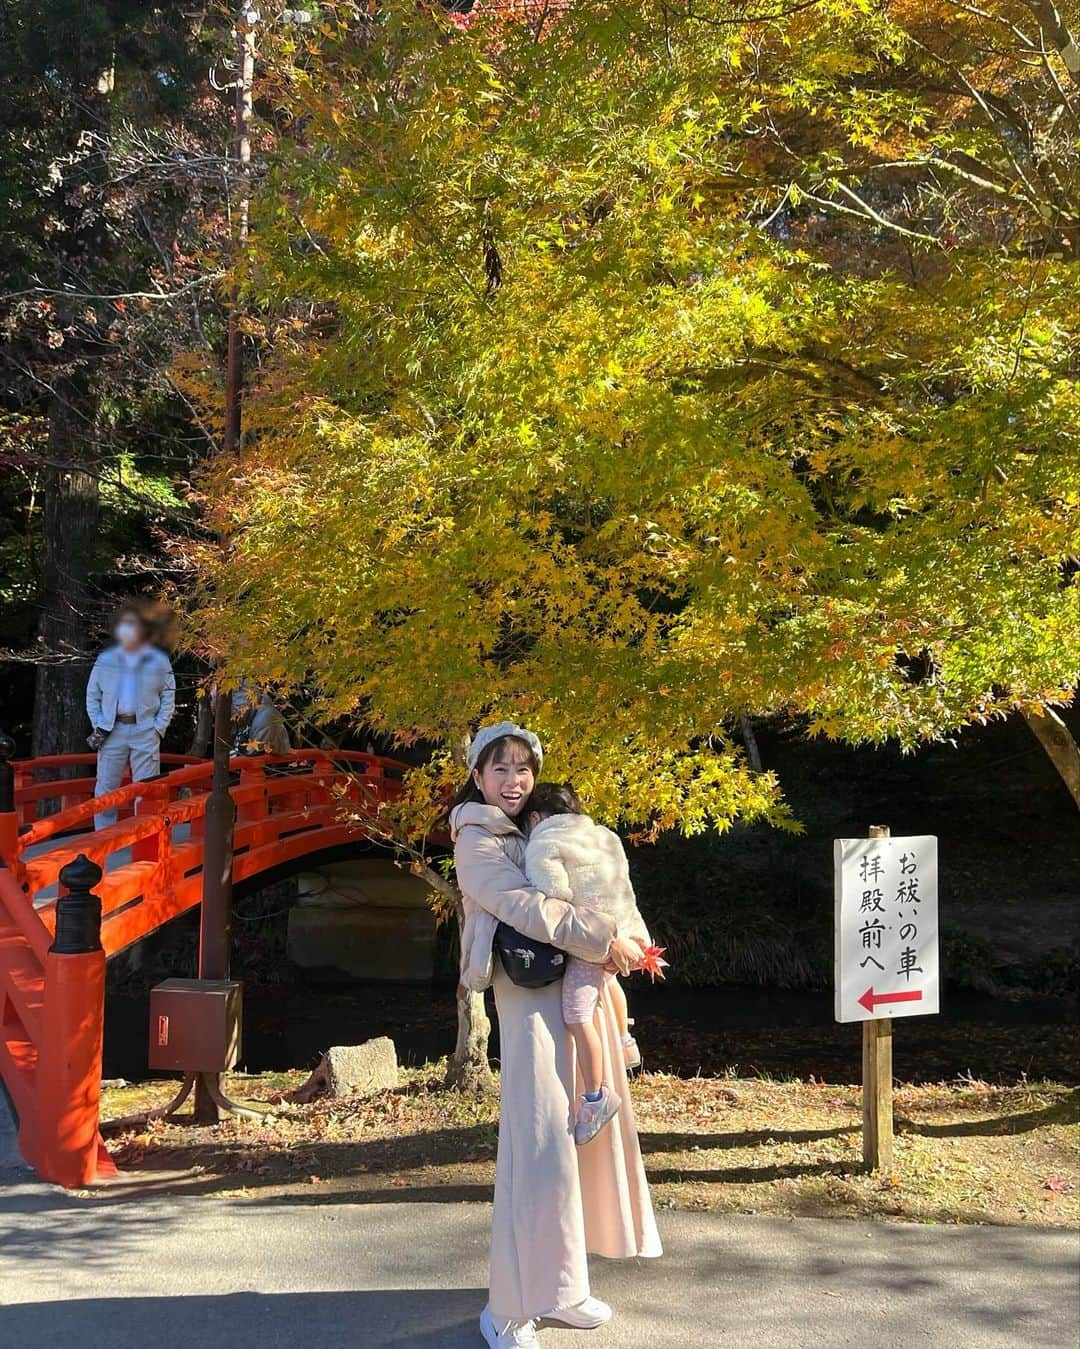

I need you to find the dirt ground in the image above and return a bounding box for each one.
[95,1067,1079,1228]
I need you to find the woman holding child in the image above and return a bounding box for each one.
[450,721,662,1349]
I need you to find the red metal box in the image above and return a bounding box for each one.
[148,978,242,1073]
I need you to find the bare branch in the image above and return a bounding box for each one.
[799,183,942,244]
[0,643,94,667]
[1021,0,1080,86]
[942,0,1039,50]
[0,274,222,305]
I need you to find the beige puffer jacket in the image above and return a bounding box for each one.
[524,812,651,948]
[450,801,617,992]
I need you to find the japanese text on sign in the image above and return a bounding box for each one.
[834,835,939,1023]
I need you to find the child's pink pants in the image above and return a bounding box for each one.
[562,956,610,1025]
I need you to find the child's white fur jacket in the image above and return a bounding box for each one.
[450,802,618,992]
[524,812,651,951]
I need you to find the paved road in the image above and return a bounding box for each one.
[1,1175,1077,1349]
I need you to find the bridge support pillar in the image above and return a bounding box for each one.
[35,854,108,1188]
[195,687,237,1124]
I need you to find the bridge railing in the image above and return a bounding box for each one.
[13,749,404,843]
[13,753,205,828]
[11,749,409,954]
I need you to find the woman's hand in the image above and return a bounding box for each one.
[606,934,645,976]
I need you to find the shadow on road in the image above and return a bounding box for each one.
[0,1289,490,1349]
[0,1181,178,1267]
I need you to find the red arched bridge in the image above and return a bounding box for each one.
[0,741,410,1187]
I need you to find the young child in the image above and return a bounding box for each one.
[524,783,651,1144]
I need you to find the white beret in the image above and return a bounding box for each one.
[466,721,544,773]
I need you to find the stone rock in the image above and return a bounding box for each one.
[325,1038,398,1095]
[293,1036,399,1102]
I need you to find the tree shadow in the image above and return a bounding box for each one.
[0,1179,187,1267]
[0,1290,489,1349]
[51,1116,864,1204]
[898,1088,1080,1138]
[645,1160,852,1185]
[95,1122,497,1201]
[240,1182,495,1208]
[640,1126,849,1151]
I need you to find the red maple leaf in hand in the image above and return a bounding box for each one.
[638,944,669,982]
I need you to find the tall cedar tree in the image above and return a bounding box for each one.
[0,2,226,751]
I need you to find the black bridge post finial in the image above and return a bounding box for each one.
[54,854,104,955]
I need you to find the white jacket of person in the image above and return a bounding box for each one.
[524,812,651,951]
[85,643,176,736]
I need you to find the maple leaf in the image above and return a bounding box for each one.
[638,944,670,982]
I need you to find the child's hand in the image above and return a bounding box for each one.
[607,935,645,976]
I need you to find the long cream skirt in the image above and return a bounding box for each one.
[488,965,662,1321]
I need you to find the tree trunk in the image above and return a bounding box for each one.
[738,713,763,772]
[31,66,112,759]
[188,687,214,756]
[443,902,494,1091]
[408,868,493,1092]
[31,388,101,757]
[444,979,495,1091]
[1022,705,1080,810]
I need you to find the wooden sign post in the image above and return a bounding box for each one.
[862,826,893,1170]
[835,826,939,1173]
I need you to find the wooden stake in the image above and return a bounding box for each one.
[862,824,894,1171]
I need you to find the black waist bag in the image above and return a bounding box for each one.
[493,921,567,988]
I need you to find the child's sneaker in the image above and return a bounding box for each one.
[621,1033,642,1071]
[574,1085,621,1145]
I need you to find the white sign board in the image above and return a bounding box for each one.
[835,835,939,1024]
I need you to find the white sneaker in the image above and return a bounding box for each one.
[574,1085,621,1145]
[621,1034,642,1071]
[545,1296,613,1328]
[480,1306,537,1347]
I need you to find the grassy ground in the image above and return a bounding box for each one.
[97,1067,1079,1227]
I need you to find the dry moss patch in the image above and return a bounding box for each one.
[98,1068,1078,1226]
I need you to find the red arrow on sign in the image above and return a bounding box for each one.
[858,986,923,1014]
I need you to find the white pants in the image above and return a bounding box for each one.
[94,722,161,828]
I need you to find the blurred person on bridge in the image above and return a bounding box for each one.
[231,684,291,756]
[85,604,176,828]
